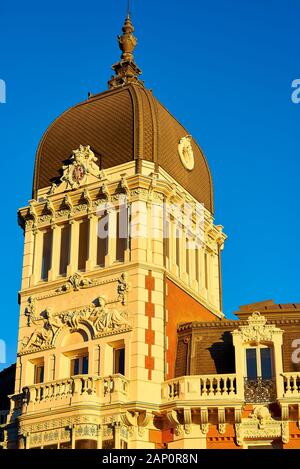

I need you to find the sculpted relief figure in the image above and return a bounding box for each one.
[24,296,37,326]
[117,272,130,305]
[24,308,61,350]
[60,306,93,330]
[93,297,130,333]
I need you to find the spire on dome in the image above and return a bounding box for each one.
[108,14,143,89]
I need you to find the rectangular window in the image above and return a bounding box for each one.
[246,348,257,379]
[97,212,108,267]
[246,347,273,379]
[41,229,53,280]
[78,220,89,271]
[59,225,70,275]
[34,364,44,384]
[260,348,272,379]
[116,208,128,262]
[114,347,125,375]
[70,355,89,376]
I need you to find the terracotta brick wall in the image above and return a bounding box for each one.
[165,279,217,379]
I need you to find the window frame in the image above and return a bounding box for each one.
[245,344,274,379]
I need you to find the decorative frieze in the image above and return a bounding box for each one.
[21,296,132,353]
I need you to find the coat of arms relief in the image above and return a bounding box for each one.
[50,145,101,193]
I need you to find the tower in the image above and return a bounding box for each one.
[5,15,226,449]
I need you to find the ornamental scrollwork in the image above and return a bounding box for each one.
[233,311,283,344]
[55,272,96,292]
[234,406,288,446]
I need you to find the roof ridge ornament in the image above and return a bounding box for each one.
[108,14,143,89]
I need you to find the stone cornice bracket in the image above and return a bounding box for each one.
[166,184,177,206]
[46,198,56,227]
[200,407,209,434]
[147,172,159,206]
[29,201,38,234]
[63,194,74,222]
[183,408,192,434]
[83,188,92,215]
[120,411,138,427]
[166,410,180,428]
[120,173,130,197]
[218,408,226,435]
[99,180,110,202]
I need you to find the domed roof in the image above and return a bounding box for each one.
[33,16,214,213]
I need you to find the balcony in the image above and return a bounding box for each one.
[244,377,276,403]
[162,374,239,403]
[11,374,129,415]
[282,372,300,397]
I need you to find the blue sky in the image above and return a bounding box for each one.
[0,0,299,371]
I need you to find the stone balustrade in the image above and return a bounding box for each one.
[17,374,129,413]
[282,372,300,397]
[162,374,239,402]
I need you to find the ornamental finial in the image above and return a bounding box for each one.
[108,14,143,89]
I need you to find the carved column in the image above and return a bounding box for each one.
[199,247,206,298]
[67,220,79,275]
[22,225,35,289]
[86,214,97,272]
[273,332,284,398]
[218,407,226,434]
[170,216,178,276]
[146,201,153,264]
[231,331,244,399]
[48,225,61,281]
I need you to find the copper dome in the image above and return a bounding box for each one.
[33,83,214,213]
[33,15,213,213]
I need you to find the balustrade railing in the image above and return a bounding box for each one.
[162,374,237,402]
[19,374,129,412]
[282,372,300,397]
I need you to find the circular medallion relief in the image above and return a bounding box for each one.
[178,135,194,171]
